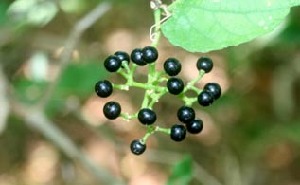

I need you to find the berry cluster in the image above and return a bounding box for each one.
[95,46,221,155]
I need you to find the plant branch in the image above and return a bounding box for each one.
[0,65,10,134]
[2,2,125,184]
[10,101,124,185]
[38,1,112,108]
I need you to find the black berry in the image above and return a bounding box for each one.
[138,108,157,125]
[197,57,213,73]
[142,46,158,63]
[114,51,130,66]
[130,139,146,155]
[131,48,147,66]
[198,91,214,106]
[167,77,184,95]
[203,83,221,100]
[170,124,186,142]
[186,119,203,134]
[104,55,122,72]
[164,58,182,76]
[95,80,113,98]
[103,101,121,120]
[177,106,195,124]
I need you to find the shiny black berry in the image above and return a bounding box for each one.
[131,48,147,66]
[177,106,195,124]
[186,119,203,134]
[138,108,157,125]
[130,139,146,155]
[198,91,214,106]
[197,57,213,73]
[203,83,221,100]
[95,80,113,98]
[164,58,182,76]
[167,77,184,95]
[103,101,121,120]
[104,55,122,72]
[142,46,158,63]
[114,51,130,66]
[170,124,186,142]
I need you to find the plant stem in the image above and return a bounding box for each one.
[151,9,162,47]
[186,70,205,90]
[156,126,170,134]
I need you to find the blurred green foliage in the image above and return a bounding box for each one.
[167,155,193,185]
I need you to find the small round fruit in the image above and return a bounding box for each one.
[167,77,185,95]
[203,83,221,100]
[170,124,186,142]
[186,119,203,134]
[114,51,130,65]
[104,55,122,72]
[142,46,158,63]
[177,106,195,124]
[130,139,146,155]
[164,58,182,76]
[138,108,157,125]
[198,91,214,106]
[196,57,213,73]
[95,80,113,98]
[131,48,147,66]
[103,101,121,120]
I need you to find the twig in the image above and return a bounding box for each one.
[0,65,10,134]
[10,101,124,185]
[38,1,112,107]
[4,2,125,184]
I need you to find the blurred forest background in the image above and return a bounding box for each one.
[1,0,300,185]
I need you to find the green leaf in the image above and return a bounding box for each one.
[166,155,193,185]
[0,1,9,25]
[56,63,108,98]
[161,0,300,52]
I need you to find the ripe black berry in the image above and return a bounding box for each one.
[186,119,203,134]
[103,101,121,120]
[131,48,147,66]
[203,83,221,100]
[104,55,122,72]
[130,139,146,155]
[164,58,182,76]
[177,106,195,124]
[95,80,113,98]
[197,57,213,73]
[198,91,214,106]
[142,46,158,63]
[114,51,130,66]
[170,124,186,142]
[138,108,157,125]
[167,77,184,95]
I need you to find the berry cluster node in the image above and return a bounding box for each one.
[94,46,222,155]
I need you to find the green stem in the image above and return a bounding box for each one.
[120,113,137,120]
[151,8,162,47]
[186,70,205,89]
[142,125,156,143]
[142,125,170,143]
[141,92,150,109]
[148,88,168,107]
[122,61,131,74]
[113,84,129,91]
[156,126,170,135]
